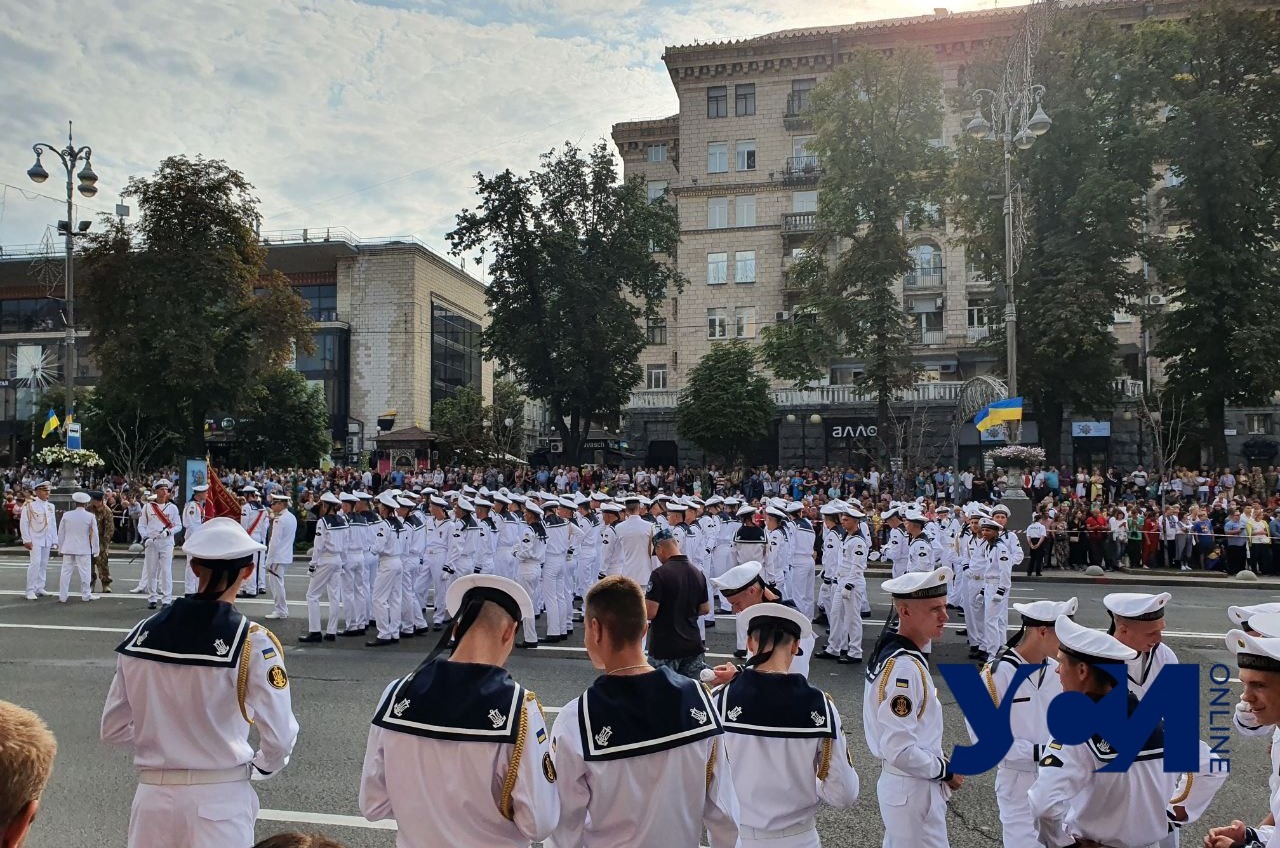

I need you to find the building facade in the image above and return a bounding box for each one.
[614,0,1280,471]
[0,227,490,464]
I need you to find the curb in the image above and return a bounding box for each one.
[864,567,1280,591]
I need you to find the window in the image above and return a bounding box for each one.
[735,140,756,171]
[735,307,758,339]
[905,242,943,288]
[707,143,728,174]
[792,136,814,160]
[707,86,727,119]
[647,143,668,163]
[645,317,667,345]
[792,191,818,213]
[788,78,816,116]
[966,298,989,328]
[707,252,728,285]
[646,364,668,390]
[829,364,865,385]
[646,180,668,203]
[735,195,756,227]
[431,300,483,406]
[707,197,728,229]
[735,251,756,283]
[1247,413,1271,435]
[735,84,756,116]
[707,308,728,338]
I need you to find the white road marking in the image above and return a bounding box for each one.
[257,809,397,831]
[0,622,131,634]
[0,589,309,608]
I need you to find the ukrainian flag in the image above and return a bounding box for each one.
[40,408,60,439]
[974,397,1023,432]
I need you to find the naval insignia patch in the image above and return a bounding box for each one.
[889,694,912,718]
[267,665,288,689]
[542,752,557,783]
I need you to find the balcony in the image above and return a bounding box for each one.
[904,266,945,289]
[919,329,945,346]
[784,92,812,130]
[781,212,818,235]
[782,155,822,185]
[627,381,965,411]
[966,325,992,343]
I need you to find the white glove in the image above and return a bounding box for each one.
[841,585,852,600]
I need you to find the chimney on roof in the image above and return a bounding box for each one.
[934,7,949,15]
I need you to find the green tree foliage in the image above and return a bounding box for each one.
[431,386,489,463]
[676,341,776,465]
[491,378,527,459]
[1139,2,1280,464]
[950,15,1159,462]
[78,156,314,455]
[760,47,946,448]
[447,142,684,463]
[227,369,331,467]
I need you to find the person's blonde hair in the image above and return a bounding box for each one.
[0,700,57,828]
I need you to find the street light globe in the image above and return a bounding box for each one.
[785,413,797,424]
[808,413,822,425]
[1026,105,1052,137]
[77,162,98,185]
[504,417,514,428]
[77,181,98,198]
[1013,128,1036,150]
[27,158,49,183]
[965,114,992,140]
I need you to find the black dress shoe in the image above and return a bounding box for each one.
[257,588,268,595]
[813,650,839,661]
[957,628,967,637]
[147,601,158,610]
[843,655,862,665]
[860,611,873,620]
[413,627,432,636]
[400,631,415,639]
[366,637,397,647]
[367,620,377,629]
[432,623,443,632]
[813,613,829,627]
[298,632,324,643]
[517,641,539,649]
[704,620,715,628]
[340,628,366,637]
[323,633,336,642]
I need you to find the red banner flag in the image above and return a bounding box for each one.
[206,462,243,520]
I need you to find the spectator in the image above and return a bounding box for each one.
[1224,508,1248,574]
[1025,512,1048,576]
[0,700,57,848]
[1192,509,1216,571]
[1247,505,1273,576]
[644,528,711,678]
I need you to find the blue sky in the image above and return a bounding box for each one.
[0,0,995,263]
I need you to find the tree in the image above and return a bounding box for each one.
[78,156,314,455]
[447,142,684,463]
[950,15,1160,463]
[431,386,489,463]
[675,341,776,465]
[490,379,527,460]
[760,47,946,456]
[226,369,331,467]
[76,390,180,480]
[1139,3,1280,464]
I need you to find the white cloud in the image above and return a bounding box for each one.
[0,0,997,258]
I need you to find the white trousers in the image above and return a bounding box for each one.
[306,559,343,634]
[365,554,378,619]
[26,543,52,594]
[965,576,987,650]
[401,558,427,634]
[431,557,455,625]
[58,554,93,600]
[982,588,1010,655]
[711,547,735,611]
[420,552,442,612]
[341,555,367,630]
[184,561,199,597]
[543,555,567,636]
[149,545,176,604]
[740,824,820,848]
[372,557,403,640]
[878,771,948,848]
[128,779,257,848]
[517,563,541,643]
[995,768,1038,848]
[827,582,864,657]
[791,559,815,619]
[266,561,289,616]
[494,548,515,581]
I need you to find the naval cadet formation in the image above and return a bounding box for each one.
[15,478,1280,847]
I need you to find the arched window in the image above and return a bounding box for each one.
[905,242,943,289]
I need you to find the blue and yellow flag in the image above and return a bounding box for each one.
[40,408,60,439]
[974,397,1023,433]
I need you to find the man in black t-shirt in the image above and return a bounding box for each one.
[645,529,711,678]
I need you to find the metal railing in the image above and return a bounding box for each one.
[781,212,818,234]
[784,155,821,177]
[904,267,945,288]
[628,381,966,410]
[919,329,945,345]
[785,91,811,117]
[966,325,992,342]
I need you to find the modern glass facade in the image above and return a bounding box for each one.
[431,299,482,406]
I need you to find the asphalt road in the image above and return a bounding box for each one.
[2,554,1277,848]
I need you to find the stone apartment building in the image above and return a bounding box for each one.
[613,0,1280,471]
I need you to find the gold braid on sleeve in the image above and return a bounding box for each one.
[237,628,256,725]
[982,665,1000,707]
[876,657,896,704]
[817,737,833,780]
[705,737,718,790]
[1169,772,1195,806]
[498,691,533,822]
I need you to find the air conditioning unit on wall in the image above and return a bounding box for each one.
[1147,294,1167,307]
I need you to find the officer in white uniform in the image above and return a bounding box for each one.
[815,502,845,628]
[707,561,814,675]
[612,496,654,587]
[961,506,987,659]
[597,501,623,580]
[785,502,817,619]
[422,496,450,621]
[238,486,269,597]
[360,574,559,846]
[101,517,298,848]
[181,484,210,595]
[21,479,59,601]
[397,496,431,637]
[864,566,962,848]
[301,492,347,644]
[475,496,501,576]
[513,502,547,648]
[1103,592,1177,699]
[1027,615,1175,848]
[713,498,740,611]
[979,517,1015,660]
[263,494,297,620]
[823,505,869,664]
[493,493,522,581]
[901,507,938,575]
[139,480,182,610]
[546,575,740,848]
[338,492,369,637]
[56,491,100,603]
[975,597,1076,847]
[713,603,859,847]
[881,508,908,577]
[763,506,792,601]
[367,492,407,647]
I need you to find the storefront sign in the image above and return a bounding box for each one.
[1071,421,1111,437]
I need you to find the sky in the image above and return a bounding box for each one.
[0,0,999,265]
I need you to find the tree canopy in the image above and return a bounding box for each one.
[675,341,776,464]
[225,369,331,468]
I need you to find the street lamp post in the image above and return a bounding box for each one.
[785,412,823,467]
[27,121,98,488]
[965,86,1052,444]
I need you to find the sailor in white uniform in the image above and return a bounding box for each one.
[101,517,298,848]
[366,492,407,647]
[713,603,858,847]
[974,597,1077,847]
[56,491,100,603]
[238,486,269,597]
[707,561,814,676]
[546,575,740,848]
[139,480,182,610]
[818,505,869,664]
[864,566,962,848]
[338,492,369,637]
[300,492,347,644]
[597,501,624,580]
[181,484,209,595]
[1227,604,1280,739]
[785,502,818,619]
[1103,592,1178,700]
[513,502,547,648]
[1027,615,1176,848]
[21,479,58,601]
[263,494,297,620]
[360,574,559,847]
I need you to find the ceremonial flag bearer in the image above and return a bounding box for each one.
[101,517,299,848]
[360,574,559,847]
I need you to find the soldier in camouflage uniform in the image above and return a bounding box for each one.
[89,491,115,592]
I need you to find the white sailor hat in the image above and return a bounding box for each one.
[1104,592,1171,621]
[765,505,787,520]
[711,561,764,595]
[639,496,654,507]
[666,499,686,512]
[338,492,358,503]
[735,504,757,518]
[320,492,342,505]
[445,574,535,623]
[979,517,1002,531]
[768,497,788,510]
[183,516,267,559]
[71,491,91,504]
[688,497,704,507]
[478,486,491,496]
[395,496,416,508]
[1012,597,1078,626]
[844,505,866,519]
[192,484,209,493]
[456,496,476,512]
[1056,615,1137,664]
[936,504,952,514]
[427,494,447,507]
[509,494,527,504]
[991,504,1011,517]
[356,491,373,501]
[1228,628,1280,673]
[621,493,641,504]
[492,492,512,505]
[654,493,670,502]
[152,479,172,489]
[32,479,50,490]
[962,503,980,518]
[786,501,804,513]
[723,497,741,507]
[462,485,478,495]
[902,506,927,524]
[976,506,994,519]
[524,502,544,517]
[376,492,400,509]
[819,503,844,516]
[269,493,290,502]
[737,601,813,644]
[882,506,900,520]
[573,492,590,505]
[589,490,606,501]
[600,501,624,513]
[1230,604,1280,631]
[474,497,494,508]
[704,495,724,507]
[882,566,952,600]
[1248,613,1280,638]
[550,496,571,510]
[240,485,259,495]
